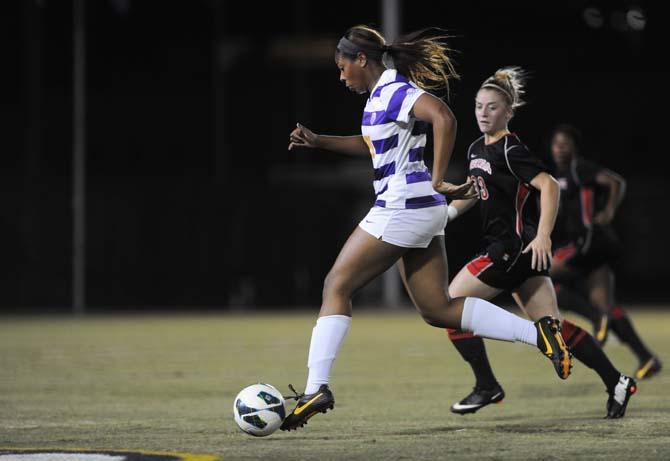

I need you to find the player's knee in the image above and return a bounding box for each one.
[418,309,447,328]
[322,269,352,299]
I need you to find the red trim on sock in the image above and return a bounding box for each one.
[561,319,586,347]
[560,319,575,337]
[447,328,475,340]
[611,306,625,320]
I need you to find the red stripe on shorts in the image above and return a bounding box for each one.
[553,243,578,263]
[467,254,494,278]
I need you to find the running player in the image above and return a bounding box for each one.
[444,68,636,418]
[280,26,571,431]
[550,124,661,379]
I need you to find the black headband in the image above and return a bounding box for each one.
[337,36,387,60]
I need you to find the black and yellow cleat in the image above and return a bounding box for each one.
[606,374,637,418]
[635,356,662,380]
[280,384,334,431]
[535,316,572,379]
[593,312,609,346]
[450,383,505,415]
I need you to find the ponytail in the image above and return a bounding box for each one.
[386,28,459,93]
[480,67,527,110]
[336,25,459,94]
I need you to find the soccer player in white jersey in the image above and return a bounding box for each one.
[280,25,571,431]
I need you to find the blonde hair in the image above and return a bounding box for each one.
[337,25,460,94]
[480,66,527,109]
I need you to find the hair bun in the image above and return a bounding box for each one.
[482,66,527,109]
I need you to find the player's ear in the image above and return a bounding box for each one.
[357,52,368,68]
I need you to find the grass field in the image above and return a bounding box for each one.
[1,309,669,460]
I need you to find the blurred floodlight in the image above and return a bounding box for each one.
[626,7,647,31]
[583,7,604,29]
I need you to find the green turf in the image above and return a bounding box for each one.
[1,309,669,460]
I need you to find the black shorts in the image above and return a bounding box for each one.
[553,226,621,275]
[466,241,549,291]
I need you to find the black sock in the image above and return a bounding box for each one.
[561,320,620,391]
[448,329,498,390]
[609,307,653,363]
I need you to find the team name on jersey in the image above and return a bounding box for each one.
[470,158,492,175]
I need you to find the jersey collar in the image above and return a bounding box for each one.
[368,69,397,100]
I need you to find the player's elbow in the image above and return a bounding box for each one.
[433,103,456,130]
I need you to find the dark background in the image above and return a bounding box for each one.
[4,0,667,310]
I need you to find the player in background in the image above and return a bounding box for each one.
[280,26,571,431]
[444,68,636,418]
[550,124,661,379]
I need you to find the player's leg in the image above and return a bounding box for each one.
[444,266,505,414]
[396,237,570,377]
[512,276,637,418]
[587,265,661,379]
[551,254,609,344]
[281,226,406,431]
[554,282,603,329]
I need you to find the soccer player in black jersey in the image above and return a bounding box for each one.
[550,124,661,380]
[443,68,636,418]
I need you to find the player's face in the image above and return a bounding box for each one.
[551,132,576,165]
[475,89,512,134]
[336,55,367,94]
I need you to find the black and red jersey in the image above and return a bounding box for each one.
[467,133,548,260]
[552,157,610,248]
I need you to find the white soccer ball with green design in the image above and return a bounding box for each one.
[233,383,286,436]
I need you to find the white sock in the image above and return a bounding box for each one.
[461,297,537,346]
[305,314,352,394]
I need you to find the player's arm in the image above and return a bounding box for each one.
[523,172,560,271]
[288,123,370,156]
[411,94,475,199]
[594,169,626,225]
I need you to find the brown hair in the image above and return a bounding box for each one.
[480,67,527,110]
[336,25,459,93]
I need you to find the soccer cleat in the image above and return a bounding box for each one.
[635,356,662,380]
[535,316,572,379]
[606,374,637,418]
[280,384,334,431]
[593,312,609,346]
[450,383,505,415]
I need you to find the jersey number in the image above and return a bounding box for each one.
[471,175,489,200]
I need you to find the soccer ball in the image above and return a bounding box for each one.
[233,383,286,436]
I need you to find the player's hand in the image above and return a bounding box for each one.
[593,208,614,225]
[434,179,478,200]
[523,234,552,271]
[289,123,319,150]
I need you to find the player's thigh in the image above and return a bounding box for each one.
[324,226,406,300]
[512,276,560,321]
[397,237,457,321]
[449,264,503,300]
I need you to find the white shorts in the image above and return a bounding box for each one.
[358,205,448,248]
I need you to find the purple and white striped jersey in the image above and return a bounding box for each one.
[361,69,446,209]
